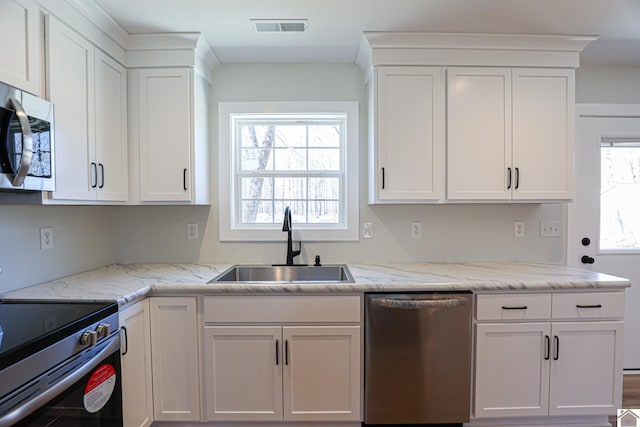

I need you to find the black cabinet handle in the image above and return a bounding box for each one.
[275,339,279,365]
[507,167,512,189]
[501,306,528,310]
[553,335,559,360]
[515,167,520,190]
[285,339,289,365]
[381,167,385,190]
[91,162,98,188]
[120,326,128,356]
[99,163,104,189]
[544,335,550,360]
[576,304,602,309]
[183,168,188,191]
[581,255,595,264]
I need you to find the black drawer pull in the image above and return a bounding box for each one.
[501,306,528,310]
[553,335,559,360]
[275,339,279,365]
[576,304,602,309]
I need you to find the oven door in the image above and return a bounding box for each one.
[0,336,123,427]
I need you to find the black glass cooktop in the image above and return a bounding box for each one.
[0,300,118,371]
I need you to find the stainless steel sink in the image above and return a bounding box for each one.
[209,264,354,283]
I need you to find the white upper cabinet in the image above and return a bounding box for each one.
[512,68,574,201]
[370,66,445,203]
[447,67,574,202]
[447,68,512,201]
[46,16,128,203]
[127,34,216,205]
[0,0,42,95]
[358,32,593,204]
[131,68,195,203]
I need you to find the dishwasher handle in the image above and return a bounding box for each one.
[369,295,469,310]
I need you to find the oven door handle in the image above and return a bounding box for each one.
[7,98,34,187]
[0,335,120,427]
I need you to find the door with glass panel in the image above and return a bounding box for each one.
[568,105,640,369]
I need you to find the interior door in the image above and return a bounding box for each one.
[567,105,640,369]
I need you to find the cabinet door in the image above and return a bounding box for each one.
[150,297,200,421]
[549,321,623,416]
[46,16,96,201]
[137,68,192,202]
[119,300,153,427]
[204,326,283,421]
[283,326,361,421]
[374,66,445,202]
[512,68,574,200]
[94,50,128,201]
[447,67,512,201]
[0,0,41,95]
[474,322,550,418]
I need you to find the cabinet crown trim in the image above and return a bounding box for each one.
[357,32,597,70]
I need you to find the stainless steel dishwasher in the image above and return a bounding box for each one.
[364,292,472,425]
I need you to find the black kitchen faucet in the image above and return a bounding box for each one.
[282,206,301,265]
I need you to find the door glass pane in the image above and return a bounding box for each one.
[600,143,640,251]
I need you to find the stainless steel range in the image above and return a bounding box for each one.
[0,299,122,426]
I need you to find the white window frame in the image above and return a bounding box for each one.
[219,102,359,242]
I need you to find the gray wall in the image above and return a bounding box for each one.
[0,205,114,294]
[576,66,640,104]
[2,63,638,293]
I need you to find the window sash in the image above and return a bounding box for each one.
[232,116,347,228]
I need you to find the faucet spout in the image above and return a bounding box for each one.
[282,206,301,265]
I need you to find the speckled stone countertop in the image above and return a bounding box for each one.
[1,262,629,307]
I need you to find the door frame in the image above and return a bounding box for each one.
[568,103,640,266]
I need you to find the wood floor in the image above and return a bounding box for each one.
[609,374,640,425]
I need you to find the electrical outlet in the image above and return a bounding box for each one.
[40,227,54,250]
[540,220,561,238]
[411,222,422,239]
[363,222,373,239]
[514,221,525,238]
[187,223,198,240]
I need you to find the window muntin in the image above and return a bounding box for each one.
[600,140,640,252]
[234,115,346,228]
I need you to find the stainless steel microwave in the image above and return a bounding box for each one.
[0,81,55,192]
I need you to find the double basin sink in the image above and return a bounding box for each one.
[209,264,354,284]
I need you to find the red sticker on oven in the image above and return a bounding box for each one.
[84,363,116,413]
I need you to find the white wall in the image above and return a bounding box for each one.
[0,204,115,294]
[112,63,566,266]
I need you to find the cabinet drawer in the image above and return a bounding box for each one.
[476,294,552,321]
[204,295,361,323]
[552,292,624,319]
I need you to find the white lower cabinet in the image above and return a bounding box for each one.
[119,300,153,427]
[474,292,624,422]
[150,297,200,421]
[203,296,361,423]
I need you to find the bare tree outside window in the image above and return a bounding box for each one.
[243,125,275,223]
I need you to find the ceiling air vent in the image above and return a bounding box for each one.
[251,19,308,33]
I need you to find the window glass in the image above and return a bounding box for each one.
[600,141,640,251]
[235,116,346,227]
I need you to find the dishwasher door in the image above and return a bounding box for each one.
[364,293,472,425]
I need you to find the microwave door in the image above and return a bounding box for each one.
[7,98,33,187]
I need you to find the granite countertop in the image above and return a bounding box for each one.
[2,262,630,307]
